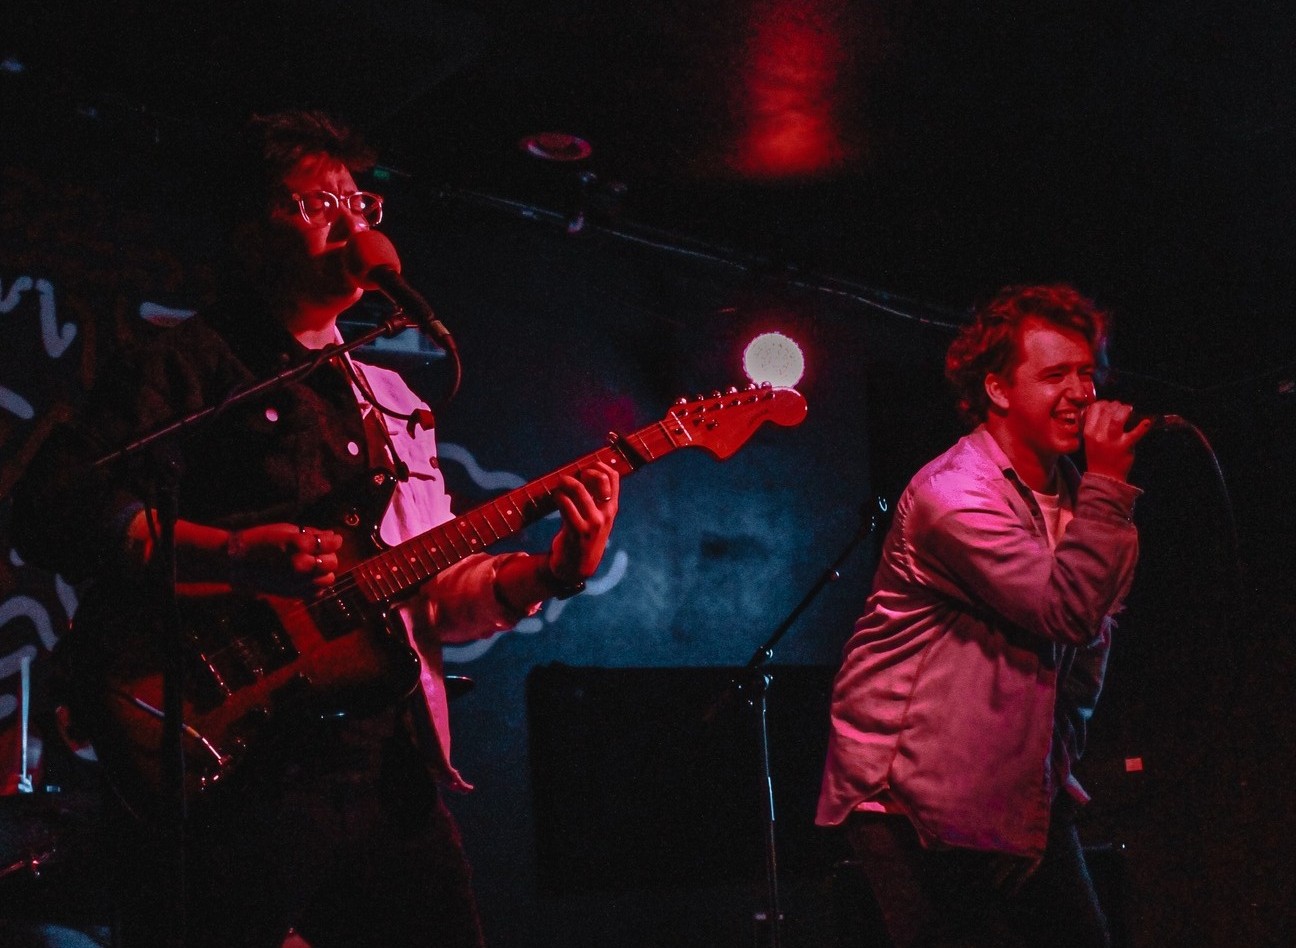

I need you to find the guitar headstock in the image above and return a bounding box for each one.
[664,385,807,459]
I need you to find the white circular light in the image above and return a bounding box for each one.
[743,332,805,388]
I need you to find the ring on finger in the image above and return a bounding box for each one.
[315,556,323,569]
[314,533,323,554]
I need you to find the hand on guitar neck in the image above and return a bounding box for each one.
[495,461,621,609]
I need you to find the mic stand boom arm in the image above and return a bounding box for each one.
[94,312,418,472]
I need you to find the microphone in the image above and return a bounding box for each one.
[343,231,455,351]
[1124,411,1190,432]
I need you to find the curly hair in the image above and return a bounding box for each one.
[212,110,378,306]
[220,109,378,229]
[945,284,1109,427]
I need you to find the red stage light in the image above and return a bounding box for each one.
[730,0,857,178]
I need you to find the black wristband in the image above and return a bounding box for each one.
[538,562,586,600]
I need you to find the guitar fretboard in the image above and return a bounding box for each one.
[345,418,689,605]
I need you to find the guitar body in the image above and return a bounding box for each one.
[64,479,422,809]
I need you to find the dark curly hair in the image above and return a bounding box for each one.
[212,110,378,307]
[227,109,377,227]
[945,284,1109,427]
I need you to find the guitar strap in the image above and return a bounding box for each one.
[337,354,456,776]
[361,401,405,479]
[336,354,410,483]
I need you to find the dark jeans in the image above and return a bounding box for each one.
[107,707,484,948]
[844,800,1110,948]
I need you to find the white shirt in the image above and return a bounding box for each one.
[347,355,538,789]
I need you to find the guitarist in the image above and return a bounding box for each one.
[10,110,620,948]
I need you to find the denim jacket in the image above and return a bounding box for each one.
[816,427,1140,857]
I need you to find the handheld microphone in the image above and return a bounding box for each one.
[343,231,455,351]
[1124,411,1190,433]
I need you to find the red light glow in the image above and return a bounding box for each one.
[730,0,858,178]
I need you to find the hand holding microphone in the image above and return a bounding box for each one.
[1084,400,1182,482]
[1123,410,1189,432]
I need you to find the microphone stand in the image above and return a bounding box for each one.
[89,310,418,947]
[708,498,887,948]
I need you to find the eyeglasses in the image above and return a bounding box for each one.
[289,190,384,228]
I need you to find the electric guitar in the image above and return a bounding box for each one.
[66,386,807,805]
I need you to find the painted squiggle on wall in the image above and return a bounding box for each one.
[1,276,77,421]
[0,275,77,359]
[0,384,34,420]
[1,272,81,792]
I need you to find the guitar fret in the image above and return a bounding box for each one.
[441,526,471,559]
[659,418,688,448]
[390,552,415,590]
[355,567,383,603]
[482,499,509,536]
[497,497,523,532]
[452,520,476,555]
[372,560,397,599]
[388,552,410,591]
[451,520,481,556]
[517,484,540,517]
[465,514,492,548]
[353,566,378,602]
[411,542,436,577]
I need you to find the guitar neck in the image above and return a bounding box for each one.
[344,420,677,605]
[337,385,807,606]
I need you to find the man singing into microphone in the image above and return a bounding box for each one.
[11,110,620,947]
[817,284,1151,946]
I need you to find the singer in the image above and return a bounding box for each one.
[10,110,620,947]
[818,284,1152,947]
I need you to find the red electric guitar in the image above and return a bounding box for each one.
[63,386,808,805]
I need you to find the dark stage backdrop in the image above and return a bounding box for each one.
[2,137,1291,946]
